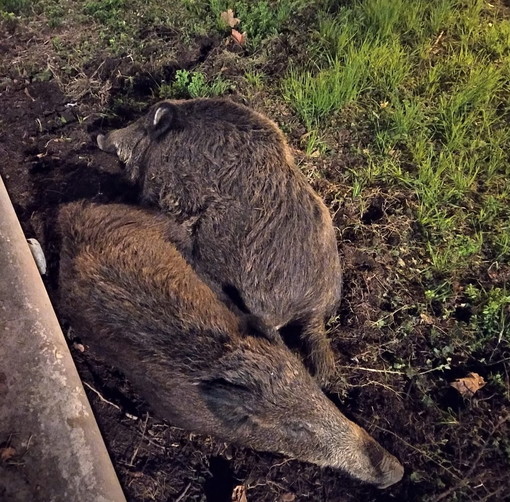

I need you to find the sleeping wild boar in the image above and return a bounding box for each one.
[96,98,342,384]
[57,201,403,489]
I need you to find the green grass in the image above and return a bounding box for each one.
[14,0,510,282]
[183,0,306,47]
[283,0,510,276]
[0,0,29,14]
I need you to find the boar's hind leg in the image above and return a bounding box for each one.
[301,317,336,387]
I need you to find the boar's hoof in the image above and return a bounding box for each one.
[308,341,336,388]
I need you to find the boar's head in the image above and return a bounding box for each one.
[199,337,404,489]
[97,102,179,182]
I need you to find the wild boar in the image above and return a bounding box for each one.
[57,201,403,489]
[96,98,342,384]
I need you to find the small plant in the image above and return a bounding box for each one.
[215,0,301,47]
[244,71,265,89]
[0,0,28,14]
[83,0,126,24]
[283,0,510,280]
[478,288,510,340]
[282,46,369,129]
[159,70,230,99]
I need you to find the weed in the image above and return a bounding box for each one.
[0,0,28,14]
[159,70,231,99]
[477,288,510,341]
[244,71,265,89]
[83,0,126,25]
[184,0,305,48]
[282,42,371,128]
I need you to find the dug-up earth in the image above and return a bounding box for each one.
[0,6,509,502]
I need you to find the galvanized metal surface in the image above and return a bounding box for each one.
[0,176,126,502]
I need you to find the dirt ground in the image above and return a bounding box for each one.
[1,11,509,502]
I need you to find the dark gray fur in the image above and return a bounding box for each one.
[97,98,342,383]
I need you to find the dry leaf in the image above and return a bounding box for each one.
[221,9,240,28]
[420,313,435,325]
[0,446,16,461]
[450,372,486,397]
[280,493,296,502]
[231,29,247,46]
[232,484,247,502]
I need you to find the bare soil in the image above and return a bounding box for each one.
[1,19,509,502]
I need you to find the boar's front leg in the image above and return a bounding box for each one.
[301,316,336,387]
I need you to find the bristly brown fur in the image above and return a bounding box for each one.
[57,201,403,489]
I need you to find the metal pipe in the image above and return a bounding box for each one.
[0,176,126,502]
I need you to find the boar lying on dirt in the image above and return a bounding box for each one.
[57,201,403,488]
[96,98,342,384]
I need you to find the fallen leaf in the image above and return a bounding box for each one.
[420,313,435,325]
[231,29,247,45]
[450,372,486,397]
[280,493,296,502]
[221,9,240,28]
[0,447,16,461]
[232,484,247,502]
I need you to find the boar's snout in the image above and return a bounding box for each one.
[96,133,116,153]
[96,133,105,150]
[375,451,405,489]
[348,427,404,488]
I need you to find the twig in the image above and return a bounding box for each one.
[24,87,35,102]
[478,486,507,502]
[83,382,121,411]
[429,31,445,53]
[175,482,192,502]
[431,415,509,502]
[129,413,149,467]
[349,380,404,398]
[368,423,463,481]
[338,362,454,377]
[486,355,510,366]
[268,458,292,472]
[336,365,404,375]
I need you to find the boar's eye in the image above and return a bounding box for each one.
[287,422,314,439]
[201,376,251,407]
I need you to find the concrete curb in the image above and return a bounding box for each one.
[0,176,126,502]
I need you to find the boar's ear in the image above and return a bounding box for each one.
[148,102,178,139]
